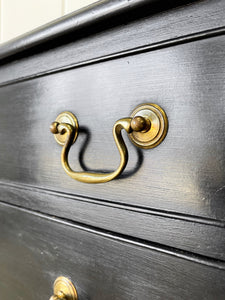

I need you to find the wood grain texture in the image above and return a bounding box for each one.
[0,0,225,85]
[0,35,225,221]
[0,181,225,261]
[0,202,224,300]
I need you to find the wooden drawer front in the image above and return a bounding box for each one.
[1,33,225,262]
[0,203,224,300]
[0,34,225,221]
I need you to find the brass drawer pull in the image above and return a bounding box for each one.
[49,276,78,300]
[50,103,168,183]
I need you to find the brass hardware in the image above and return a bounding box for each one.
[129,103,168,149]
[50,111,79,146]
[49,276,78,300]
[50,103,168,183]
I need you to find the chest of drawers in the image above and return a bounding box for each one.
[0,0,225,299]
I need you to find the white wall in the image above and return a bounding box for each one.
[0,0,98,43]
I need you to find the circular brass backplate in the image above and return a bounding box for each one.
[53,276,78,300]
[54,111,79,146]
[129,103,168,149]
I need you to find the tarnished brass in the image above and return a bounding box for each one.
[52,111,79,146]
[129,103,168,149]
[50,103,168,183]
[49,276,78,300]
[130,116,151,132]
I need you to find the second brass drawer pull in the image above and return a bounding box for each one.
[50,103,168,183]
[49,276,78,300]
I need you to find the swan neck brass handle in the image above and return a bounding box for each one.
[49,277,78,300]
[50,103,168,184]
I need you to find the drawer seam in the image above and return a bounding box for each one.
[0,180,224,228]
[0,199,225,270]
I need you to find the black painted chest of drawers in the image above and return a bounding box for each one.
[0,0,225,299]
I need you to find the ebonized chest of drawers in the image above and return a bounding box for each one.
[0,0,225,299]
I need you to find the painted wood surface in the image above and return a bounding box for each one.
[0,0,225,84]
[0,35,225,220]
[0,1,225,298]
[0,203,224,300]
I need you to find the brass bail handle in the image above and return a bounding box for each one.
[49,277,78,300]
[50,103,168,184]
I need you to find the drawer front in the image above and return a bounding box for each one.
[0,35,225,220]
[0,203,225,300]
[1,33,225,261]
